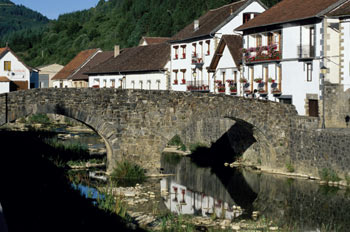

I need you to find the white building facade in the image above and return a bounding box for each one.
[87,43,171,90]
[169,0,266,94]
[237,0,350,116]
[0,47,38,94]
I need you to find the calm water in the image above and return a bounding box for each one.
[160,154,350,231]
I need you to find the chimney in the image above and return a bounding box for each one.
[194,20,199,31]
[114,45,120,58]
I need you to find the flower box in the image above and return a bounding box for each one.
[254,78,263,83]
[218,88,226,93]
[181,79,186,84]
[175,54,178,59]
[182,53,186,59]
[230,88,237,93]
[174,79,178,85]
[92,85,100,88]
[240,78,248,83]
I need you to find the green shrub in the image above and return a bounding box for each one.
[179,144,187,152]
[189,142,208,153]
[111,161,146,184]
[285,162,295,173]
[28,114,51,125]
[163,153,182,165]
[168,135,183,146]
[319,168,341,182]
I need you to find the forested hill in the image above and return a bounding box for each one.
[0,0,281,67]
[0,0,49,38]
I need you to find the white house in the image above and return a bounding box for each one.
[52,49,101,88]
[208,35,243,95]
[86,43,170,90]
[36,64,64,88]
[0,47,38,94]
[236,0,350,116]
[169,0,266,93]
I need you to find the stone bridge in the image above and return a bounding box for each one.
[0,89,317,174]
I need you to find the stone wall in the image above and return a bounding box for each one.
[290,127,350,178]
[0,88,298,174]
[323,83,350,128]
[0,88,348,177]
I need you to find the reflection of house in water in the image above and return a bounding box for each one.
[160,178,242,220]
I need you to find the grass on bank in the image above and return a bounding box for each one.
[111,161,146,186]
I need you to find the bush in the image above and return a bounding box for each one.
[285,162,294,173]
[110,161,146,185]
[28,114,51,125]
[319,168,341,182]
[168,135,183,146]
[189,142,208,153]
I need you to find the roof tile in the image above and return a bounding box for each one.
[52,49,100,80]
[237,0,342,30]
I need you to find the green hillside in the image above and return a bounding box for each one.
[1,0,281,67]
[0,0,49,38]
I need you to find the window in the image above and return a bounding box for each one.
[174,46,179,59]
[199,42,203,58]
[60,81,63,88]
[173,70,178,84]
[234,71,237,82]
[103,79,107,88]
[181,45,186,59]
[205,40,210,55]
[192,43,197,57]
[267,33,274,46]
[181,69,186,81]
[222,71,226,83]
[256,35,262,47]
[306,63,312,82]
[139,81,143,89]
[111,79,115,88]
[157,80,161,90]
[4,61,11,71]
[243,13,251,23]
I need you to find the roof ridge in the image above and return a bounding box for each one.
[209,0,247,12]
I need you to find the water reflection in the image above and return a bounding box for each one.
[160,154,256,220]
[161,154,350,231]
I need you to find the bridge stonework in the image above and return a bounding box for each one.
[0,89,348,177]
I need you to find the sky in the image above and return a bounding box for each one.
[11,0,100,19]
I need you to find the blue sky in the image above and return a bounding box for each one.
[11,0,100,19]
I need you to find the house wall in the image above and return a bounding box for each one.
[218,1,266,36]
[324,18,341,83]
[242,21,325,116]
[53,80,73,88]
[170,0,265,93]
[0,82,9,94]
[0,51,31,90]
[341,19,350,91]
[213,45,241,95]
[88,72,168,90]
[38,64,64,88]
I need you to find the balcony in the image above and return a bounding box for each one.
[187,80,209,92]
[297,45,315,59]
[242,44,281,63]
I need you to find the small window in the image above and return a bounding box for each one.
[267,33,274,46]
[243,13,251,23]
[111,79,115,88]
[4,61,11,71]
[256,35,262,47]
[306,63,312,82]
[205,40,210,55]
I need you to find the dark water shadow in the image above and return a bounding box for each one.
[186,122,257,210]
[0,130,144,232]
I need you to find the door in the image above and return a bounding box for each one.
[309,99,319,117]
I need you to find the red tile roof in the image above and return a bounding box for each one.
[171,0,257,41]
[140,37,171,45]
[52,49,100,80]
[70,51,114,81]
[0,47,9,57]
[328,1,350,16]
[0,76,10,82]
[86,43,170,75]
[209,35,242,71]
[237,0,343,30]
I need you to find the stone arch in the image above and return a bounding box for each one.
[2,101,114,170]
